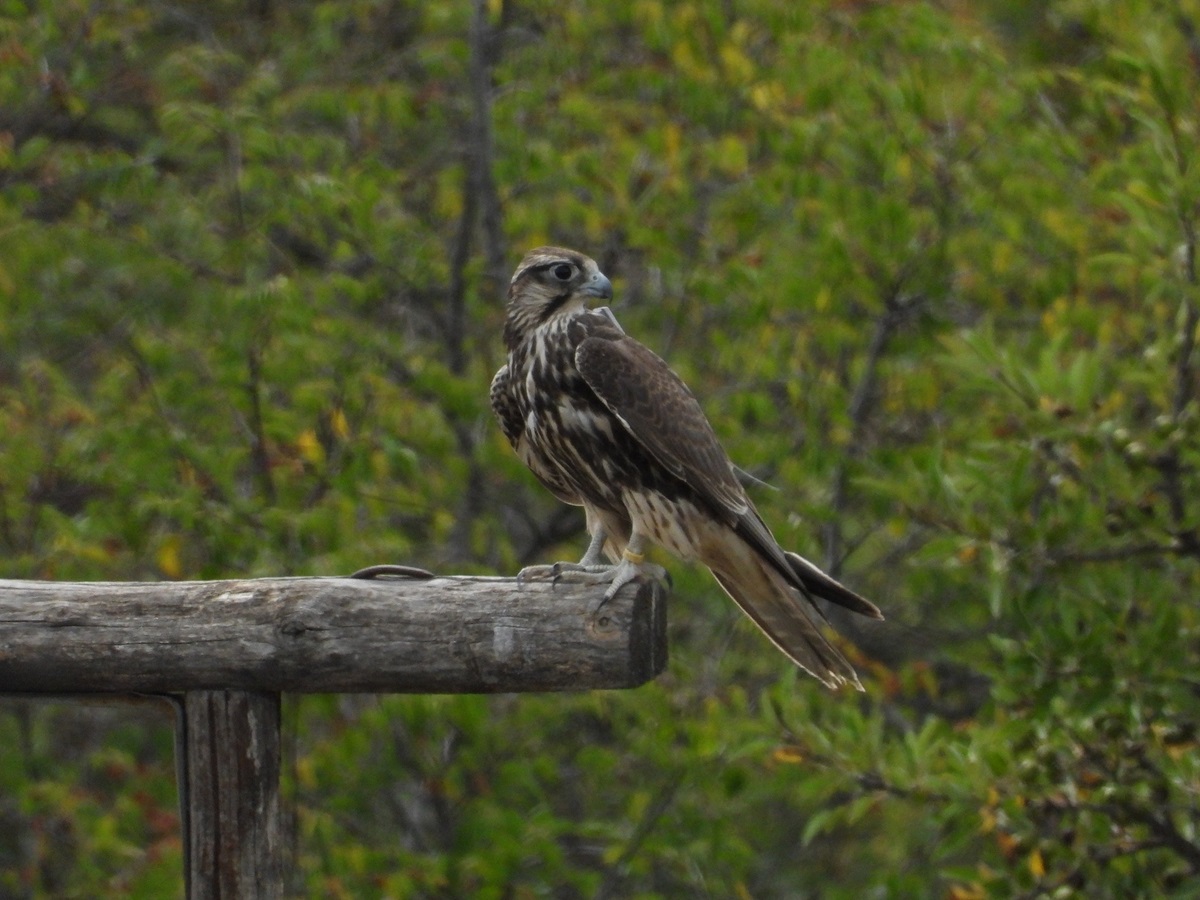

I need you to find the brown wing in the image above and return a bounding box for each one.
[574,333,750,521]
[574,330,803,589]
[575,329,874,617]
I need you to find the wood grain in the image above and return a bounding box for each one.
[184,690,283,899]
[0,575,668,693]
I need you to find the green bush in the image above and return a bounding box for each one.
[1,0,1196,895]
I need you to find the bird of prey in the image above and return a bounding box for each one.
[491,247,882,688]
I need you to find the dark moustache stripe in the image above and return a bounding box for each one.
[538,290,575,323]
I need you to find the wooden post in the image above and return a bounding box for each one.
[184,691,283,899]
[0,574,668,897]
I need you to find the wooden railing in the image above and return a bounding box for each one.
[0,574,668,898]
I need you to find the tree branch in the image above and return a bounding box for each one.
[823,291,920,574]
[245,345,277,506]
[593,769,687,900]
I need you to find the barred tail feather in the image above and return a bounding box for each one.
[709,554,864,691]
[783,551,884,620]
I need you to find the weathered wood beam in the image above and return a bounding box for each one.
[184,690,283,899]
[0,575,668,693]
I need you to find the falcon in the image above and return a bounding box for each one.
[491,247,883,688]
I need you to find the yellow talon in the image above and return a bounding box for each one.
[623,548,645,564]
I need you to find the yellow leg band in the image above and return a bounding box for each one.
[623,548,646,565]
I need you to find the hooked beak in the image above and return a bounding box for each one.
[580,272,613,301]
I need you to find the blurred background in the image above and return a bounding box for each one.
[1,0,1198,896]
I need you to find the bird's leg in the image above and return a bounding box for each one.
[591,532,671,615]
[577,526,608,567]
[597,532,648,599]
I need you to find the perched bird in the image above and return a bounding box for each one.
[491,247,882,688]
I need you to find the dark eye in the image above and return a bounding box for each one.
[551,263,573,281]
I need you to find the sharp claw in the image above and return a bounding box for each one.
[516,563,559,587]
[517,561,616,587]
[517,560,671,598]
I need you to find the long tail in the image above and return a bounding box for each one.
[708,549,863,690]
[783,551,884,620]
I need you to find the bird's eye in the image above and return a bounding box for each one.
[551,263,573,281]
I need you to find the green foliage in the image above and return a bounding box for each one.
[0,701,180,898]
[2,0,1199,896]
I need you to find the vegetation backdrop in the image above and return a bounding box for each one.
[1,0,1198,896]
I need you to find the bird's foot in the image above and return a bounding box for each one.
[516,561,616,588]
[590,555,671,619]
[516,555,670,600]
[597,547,671,600]
[600,555,643,600]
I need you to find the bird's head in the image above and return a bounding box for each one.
[504,247,613,349]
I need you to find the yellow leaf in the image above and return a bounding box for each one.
[996,831,1019,858]
[1165,740,1198,761]
[634,0,664,28]
[434,167,464,221]
[1126,179,1163,210]
[330,407,350,440]
[992,240,1014,274]
[749,80,785,114]
[664,122,682,171]
[295,755,316,789]
[1029,848,1045,878]
[1040,207,1076,243]
[979,806,996,834]
[157,535,183,580]
[671,40,710,82]
[718,42,755,84]
[772,746,806,764]
[713,134,748,177]
[1096,389,1124,417]
[948,884,986,900]
[370,449,390,479]
[297,429,325,465]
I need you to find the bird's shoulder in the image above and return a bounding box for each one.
[566,307,627,347]
[572,321,686,407]
[569,316,751,521]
